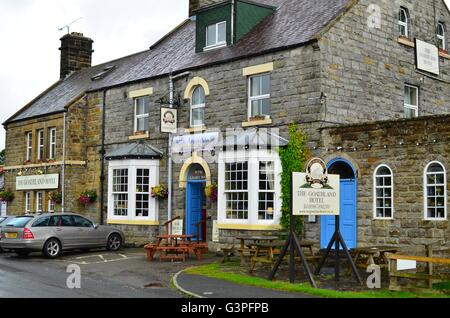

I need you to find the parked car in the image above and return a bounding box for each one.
[0,213,125,258]
[0,216,27,253]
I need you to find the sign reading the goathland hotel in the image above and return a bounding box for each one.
[16,174,59,191]
[292,158,340,216]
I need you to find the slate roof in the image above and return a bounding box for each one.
[105,141,164,160]
[4,0,353,124]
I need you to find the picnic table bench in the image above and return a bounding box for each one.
[386,253,450,292]
[351,246,399,269]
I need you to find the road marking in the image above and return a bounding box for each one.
[59,253,142,265]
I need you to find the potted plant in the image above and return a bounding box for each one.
[78,190,97,205]
[49,191,63,204]
[151,184,168,199]
[249,115,267,122]
[0,190,14,202]
[205,183,218,203]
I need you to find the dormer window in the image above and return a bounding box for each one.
[205,21,226,50]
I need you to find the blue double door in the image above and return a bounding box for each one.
[186,181,205,240]
[321,160,357,249]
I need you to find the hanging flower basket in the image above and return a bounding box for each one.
[205,184,218,203]
[49,191,63,204]
[151,184,168,199]
[78,190,97,205]
[0,190,14,203]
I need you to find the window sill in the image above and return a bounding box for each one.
[217,223,282,231]
[185,126,207,134]
[398,37,414,48]
[129,132,149,140]
[242,118,273,128]
[203,43,227,52]
[107,219,159,226]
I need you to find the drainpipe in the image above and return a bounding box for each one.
[61,111,67,213]
[231,0,235,45]
[100,90,107,225]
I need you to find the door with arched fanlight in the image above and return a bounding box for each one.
[185,164,207,240]
[321,158,357,249]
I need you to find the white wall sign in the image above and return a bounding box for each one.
[292,173,340,216]
[415,39,440,75]
[171,219,184,236]
[161,107,178,133]
[16,174,59,191]
[397,260,417,271]
[212,220,219,242]
[172,132,219,154]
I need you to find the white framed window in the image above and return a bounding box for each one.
[26,132,33,161]
[25,192,32,213]
[36,192,44,212]
[259,161,275,220]
[49,128,56,160]
[248,73,271,118]
[37,130,44,160]
[190,86,206,127]
[134,96,150,133]
[48,199,55,212]
[404,84,418,118]
[373,165,394,219]
[108,160,160,223]
[205,21,226,49]
[424,161,447,221]
[398,7,409,37]
[437,22,446,50]
[218,149,282,227]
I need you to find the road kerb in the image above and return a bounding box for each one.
[172,267,204,299]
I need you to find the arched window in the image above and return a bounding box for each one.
[398,7,409,37]
[374,165,394,219]
[424,162,447,220]
[190,86,205,127]
[437,22,446,50]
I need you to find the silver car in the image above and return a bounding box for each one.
[0,213,125,258]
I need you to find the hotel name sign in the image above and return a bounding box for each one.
[292,158,340,216]
[16,174,59,191]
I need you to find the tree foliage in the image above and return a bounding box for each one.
[279,124,309,235]
[0,149,4,165]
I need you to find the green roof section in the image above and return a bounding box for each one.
[235,0,275,42]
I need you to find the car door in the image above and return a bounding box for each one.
[72,215,98,247]
[51,215,78,248]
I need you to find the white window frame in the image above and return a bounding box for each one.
[190,86,206,128]
[399,7,409,37]
[48,199,55,212]
[248,73,271,119]
[36,192,44,212]
[134,96,150,133]
[25,192,32,213]
[404,84,419,118]
[373,164,394,220]
[437,22,446,50]
[258,161,276,221]
[107,160,160,223]
[218,149,282,227]
[424,161,447,221]
[37,129,44,161]
[26,132,33,161]
[204,21,227,50]
[224,161,249,220]
[49,128,56,160]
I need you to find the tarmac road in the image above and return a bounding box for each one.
[0,248,182,298]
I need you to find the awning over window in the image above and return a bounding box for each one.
[105,141,163,160]
[220,128,288,150]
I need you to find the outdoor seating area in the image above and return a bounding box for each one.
[144,216,208,262]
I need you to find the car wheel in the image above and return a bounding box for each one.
[43,238,62,258]
[107,233,122,251]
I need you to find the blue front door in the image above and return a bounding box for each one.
[186,182,204,240]
[321,179,357,249]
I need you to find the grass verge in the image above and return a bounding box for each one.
[185,262,449,298]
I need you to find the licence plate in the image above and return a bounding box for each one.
[5,233,18,239]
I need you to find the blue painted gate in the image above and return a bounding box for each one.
[321,160,357,249]
[186,181,204,240]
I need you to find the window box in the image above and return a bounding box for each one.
[249,115,267,122]
[398,36,414,47]
[242,117,272,128]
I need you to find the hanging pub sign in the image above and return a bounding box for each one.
[415,39,440,75]
[292,158,340,216]
[160,107,178,133]
[16,174,59,191]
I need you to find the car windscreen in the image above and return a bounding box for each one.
[5,216,34,228]
[0,217,7,225]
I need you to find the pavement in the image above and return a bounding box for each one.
[174,272,316,298]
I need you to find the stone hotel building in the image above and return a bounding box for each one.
[2,0,450,254]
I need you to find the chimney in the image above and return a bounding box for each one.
[189,0,222,16]
[59,32,94,79]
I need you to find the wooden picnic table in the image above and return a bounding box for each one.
[235,236,279,265]
[351,246,400,269]
[157,234,193,246]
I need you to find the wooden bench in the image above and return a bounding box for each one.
[386,253,450,291]
[156,246,190,262]
[221,245,236,263]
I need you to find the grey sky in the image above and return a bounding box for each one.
[0,1,449,150]
[0,0,188,150]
